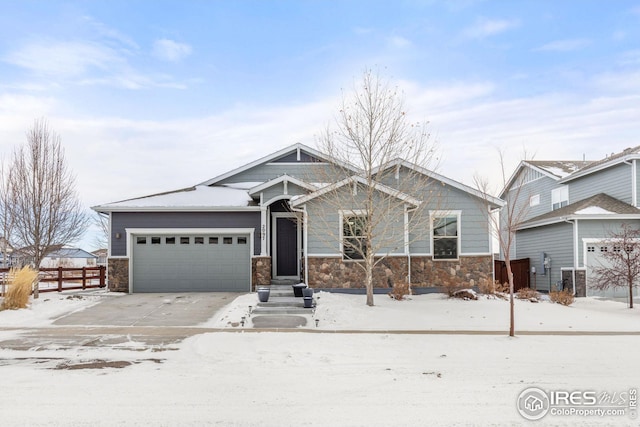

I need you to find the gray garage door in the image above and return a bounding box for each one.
[586,242,639,298]
[132,233,251,292]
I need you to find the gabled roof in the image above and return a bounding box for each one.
[377,159,504,209]
[500,160,589,199]
[46,247,98,259]
[248,174,317,197]
[199,143,360,187]
[92,185,257,213]
[560,145,640,183]
[518,193,640,230]
[290,175,421,208]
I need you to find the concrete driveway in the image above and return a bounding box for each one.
[53,292,240,327]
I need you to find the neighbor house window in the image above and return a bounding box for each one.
[342,213,367,260]
[529,194,540,207]
[432,212,459,260]
[551,186,568,210]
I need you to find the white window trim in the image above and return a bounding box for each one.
[339,209,368,260]
[551,185,569,210]
[529,194,540,207]
[430,210,461,261]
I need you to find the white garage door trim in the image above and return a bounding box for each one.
[126,228,254,293]
[583,238,639,298]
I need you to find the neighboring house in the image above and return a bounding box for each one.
[40,247,98,268]
[0,237,14,268]
[92,143,502,293]
[500,146,640,298]
[92,248,108,266]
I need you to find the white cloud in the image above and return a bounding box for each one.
[534,38,590,52]
[4,40,120,77]
[152,39,192,62]
[462,18,519,39]
[388,35,411,48]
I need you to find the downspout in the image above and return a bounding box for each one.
[563,217,578,295]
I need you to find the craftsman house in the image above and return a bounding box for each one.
[93,143,502,293]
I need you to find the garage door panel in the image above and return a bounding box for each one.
[132,233,250,292]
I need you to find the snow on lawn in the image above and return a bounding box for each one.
[205,291,640,332]
[0,290,107,327]
[1,333,637,426]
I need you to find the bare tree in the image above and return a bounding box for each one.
[4,118,88,267]
[591,223,640,308]
[303,70,437,306]
[474,149,531,337]
[92,212,109,250]
[0,161,15,268]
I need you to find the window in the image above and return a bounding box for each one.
[194,237,204,244]
[223,237,233,244]
[342,214,367,260]
[587,246,595,252]
[209,237,219,244]
[180,237,190,244]
[151,237,161,244]
[237,237,247,244]
[432,213,459,260]
[529,194,540,207]
[551,186,568,210]
[136,237,147,244]
[166,237,175,244]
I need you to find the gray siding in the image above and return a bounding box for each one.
[376,166,493,255]
[111,211,261,256]
[516,223,574,291]
[218,163,348,186]
[303,186,406,255]
[505,175,558,223]
[569,163,632,204]
[577,219,640,265]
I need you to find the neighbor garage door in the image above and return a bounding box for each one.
[132,233,251,292]
[585,242,638,298]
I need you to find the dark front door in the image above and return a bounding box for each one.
[276,217,298,277]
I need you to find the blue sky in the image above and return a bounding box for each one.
[1,1,639,248]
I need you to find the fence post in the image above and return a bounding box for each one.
[101,265,106,288]
[58,266,63,292]
[82,267,86,290]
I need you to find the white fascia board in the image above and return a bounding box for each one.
[291,175,420,207]
[499,161,560,199]
[559,154,640,183]
[198,143,360,186]
[517,213,640,230]
[379,159,504,208]
[248,174,317,196]
[93,206,262,213]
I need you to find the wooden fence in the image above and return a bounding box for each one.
[0,266,106,295]
[494,258,530,291]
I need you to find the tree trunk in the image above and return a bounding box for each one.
[365,254,374,306]
[630,282,634,309]
[507,263,515,337]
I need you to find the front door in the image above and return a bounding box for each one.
[274,216,298,278]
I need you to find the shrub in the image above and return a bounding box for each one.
[440,280,465,297]
[516,287,539,301]
[549,289,575,306]
[478,279,497,295]
[389,282,411,301]
[1,266,38,310]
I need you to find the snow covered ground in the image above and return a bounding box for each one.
[0,291,638,426]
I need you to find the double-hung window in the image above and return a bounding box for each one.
[551,186,568,210]
[342,213,368,260]
[432,212,460,260]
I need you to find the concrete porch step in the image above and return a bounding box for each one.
[251,306,314,315]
